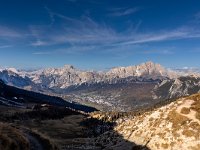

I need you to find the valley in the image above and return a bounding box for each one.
[0,62,200,150]
[1,0,200,149]
[0,80,199,149]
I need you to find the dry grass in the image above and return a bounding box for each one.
[167,109,190,137]
[21,114,87,148]
[181,107,190,114]
[161,143,169,149]
[189,144,200,150]
[187,94,200,120]
[0,123,30,150]
[182,129,195,137]
[189,122,200,131]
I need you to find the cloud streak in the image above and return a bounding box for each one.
[2,8,200,56]
[31,8,200,50]
[115,29,191,46]
[30,15,200,49]
[141,49,174,55]
[0,45,12,49]
[109,7,141,17]
[0,26,23,38]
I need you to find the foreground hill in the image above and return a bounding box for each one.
[0,122,57,150]
[0,89,200,149]
[107,93,200,150]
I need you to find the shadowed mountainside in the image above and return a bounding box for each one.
[0,79,97,113]
[0,79,150,150]
[0,105,151,150]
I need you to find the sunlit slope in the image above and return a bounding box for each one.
[113,93,200,150]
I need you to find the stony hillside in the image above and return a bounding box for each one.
[110,93,200,150]
[154,76,200,99]
[53,93,200,150]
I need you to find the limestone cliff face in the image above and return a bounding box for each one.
[0,61,196,89]
[1,61,200,90]
[106,61,171,79]
[27,61,175,89]
[28,65,104,89]
[113,94,200,150]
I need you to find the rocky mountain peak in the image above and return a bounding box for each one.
[0,61,199,90]
[63,65,75,70]
[107,61,168,79]
[144,61,157,67]
[6,68,19,74]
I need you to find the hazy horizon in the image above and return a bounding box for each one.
[1,61,200,73]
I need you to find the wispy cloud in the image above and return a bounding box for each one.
[109,7,141,17]
[141,49,174,55]
[31,40,48,46]
[0,26,23,38]
[44,6,55,25]
[33,52,53,55]
[30,13,119,46]
[114,26,200,46]
[32,8,200,48]
[115,30,188,46]
[0,45,12,49]
[33,45,99,55]
[26,8,200,57]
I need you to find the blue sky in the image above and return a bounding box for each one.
[0,0,200,70]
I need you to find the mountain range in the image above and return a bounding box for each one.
[0,61,200,111]
[0,61,176,88]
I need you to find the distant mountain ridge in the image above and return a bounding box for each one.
[0,69,33,88]
[0,61,180,89]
